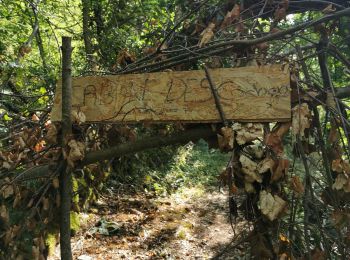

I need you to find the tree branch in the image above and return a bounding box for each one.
[122,7,350,74]
[14,126,217,182]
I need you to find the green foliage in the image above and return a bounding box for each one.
[141,139,229,195]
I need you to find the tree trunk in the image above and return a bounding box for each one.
[82,0,94,69]
[59,36,73,260]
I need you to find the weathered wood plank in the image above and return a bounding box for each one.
[51,65,290,123]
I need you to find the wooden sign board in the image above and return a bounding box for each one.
[51,65,290,123]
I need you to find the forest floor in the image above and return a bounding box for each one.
[49,186,248,260]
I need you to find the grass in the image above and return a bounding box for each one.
[143,139,230,195]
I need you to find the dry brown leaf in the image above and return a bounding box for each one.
[331,210,350,229]
[18,136,26,149]
[328,123,339,143]
[142,46,157,55]
[265,132,284,155]
[218,168,230,187]
[71,110,86,124]
[259,190,287,221]
[11,225,20,240]
[13,193,21,208]
[52,177,59,189]
[34,140,46,153]
[265,123,290,155]
[32,246,40,260]
[0,204,9,224]
[67,140,85,167]
[332,159,350,174]
[332,159,343,173]
[332,174,350,192]
[274,7,287,22]
[282,0,289,9]
[258,157,275,174]
[218,126,234,151]
[290,176,304,195]
[27,198,34,208]
[343,161,350,175]
[198,23,215,47]
[271,159,289,182]
[42,198,49,211]
[19,45,32,57]
[322,4,336,14]
[191,21,206,36]
[245,144,264,159]
[2,178,14,199]
[45,124,58,144]
[4,229,11,246]
[245,182,255,193]
[233,123,263,145]
[270,27,281,34]
[256,42,269,51]
[231,183,239,194]
[292,103,311,137]
[279,253,289,260]
[117,49,136,66]
[220,4,240,29]
[32,113,40,122]
[240,155,262,183]
[235,18,245,33]
[275,122,292,137]
[2,161,12,169]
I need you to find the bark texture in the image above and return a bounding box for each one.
[60,36,73,260]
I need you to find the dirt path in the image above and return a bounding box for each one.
[50,187,246,259]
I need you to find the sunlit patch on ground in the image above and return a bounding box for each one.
[48,186,249,259]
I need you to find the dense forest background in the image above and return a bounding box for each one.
[1,0,350,259]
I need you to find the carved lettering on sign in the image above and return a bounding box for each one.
[51,65,291,123]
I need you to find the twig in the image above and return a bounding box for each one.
[204,66,227,126]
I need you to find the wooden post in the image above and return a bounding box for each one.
[60,36,73,260]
